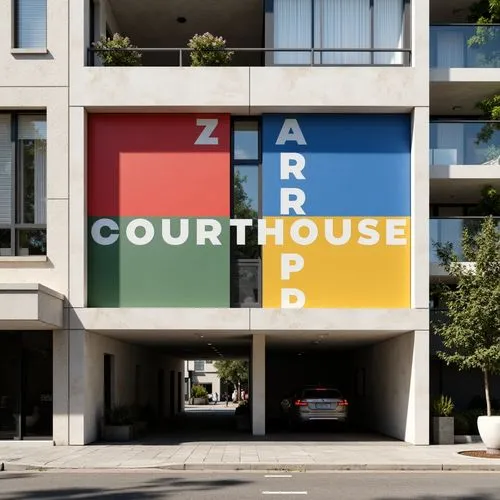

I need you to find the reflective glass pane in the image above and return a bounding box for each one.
[0,229,11,256]
[0,115,12,225]
[15,0,47,49]
[18,116,47,225]
[17,229,46,256]
[234,122,258,160]
[234,165,258,215]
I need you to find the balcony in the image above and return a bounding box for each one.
[430,25,500,115]
[430,217,500,277]
[430,122,500,198]
[72,0,421,110]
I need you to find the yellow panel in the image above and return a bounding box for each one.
[262,216,411,308]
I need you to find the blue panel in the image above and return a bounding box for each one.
[262,114,411,217]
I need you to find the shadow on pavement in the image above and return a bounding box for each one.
[375,496,496,500]
[0,474,252,499]
[95,406,395,445]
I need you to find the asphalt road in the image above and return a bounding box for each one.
[0,471,500,499]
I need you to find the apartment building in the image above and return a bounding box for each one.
[0,0,497,446]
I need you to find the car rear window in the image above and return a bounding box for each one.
[302,389,341,399]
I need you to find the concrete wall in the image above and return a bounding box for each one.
[61,329,184,445]
[357,331,429,444]
[0,0,68,87]
[0,88,69,295]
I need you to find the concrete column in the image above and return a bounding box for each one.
[68,329,87,445]
[251,334,266,436]
[407,330,430,445]
[69,107,87,308]
[52,329,69,445]
[411,106,430,310]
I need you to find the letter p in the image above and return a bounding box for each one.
[281,253,304,280]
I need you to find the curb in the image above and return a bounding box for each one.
[3,462,500,472]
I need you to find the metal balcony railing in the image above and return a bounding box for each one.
[231,259,261,308]
[430,24,500,68]
[430,217,500,264]
[430,121,500,166]
[87,47,412,67]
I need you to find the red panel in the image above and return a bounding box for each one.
[88,114,230,217]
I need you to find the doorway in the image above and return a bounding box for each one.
[0,332,53,440]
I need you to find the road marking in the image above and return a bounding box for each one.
[262,492,308,495]
[264,474,293,478]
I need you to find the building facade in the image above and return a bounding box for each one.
[0,0,497,445]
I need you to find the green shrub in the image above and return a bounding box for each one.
[93,34,142,66]
[105,405,134,425]
[187,32,234,67]
[432,395,454,417]
[191,385,208,398]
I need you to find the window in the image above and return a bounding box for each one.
[273,0,406,65]
[0,113,47,256]
[231,120,261,307]
[14,0,47,49]
[194,360,205,372]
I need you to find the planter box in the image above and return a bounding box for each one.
[103,424,134,442]
[432,417,454,445]
[193,397,208,405]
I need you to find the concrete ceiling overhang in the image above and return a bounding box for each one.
[0,284,64,330]
[430,0,477,23]
[430,81,500,116]
[108,0,264,66]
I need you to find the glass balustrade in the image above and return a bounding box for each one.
[431,25,500,68]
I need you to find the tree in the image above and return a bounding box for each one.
[468,1,500,142]
[433,216,500,416]
[233,170,259,259]
[213,360,249,399]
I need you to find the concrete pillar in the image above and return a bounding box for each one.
[407,330,430,445]
[52,329,69,445]
[68,329,87,445]
[251,334,266,436]
[411,106,429,310]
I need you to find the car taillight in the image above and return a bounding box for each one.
[294,400,308,407]
[337,399,349,407]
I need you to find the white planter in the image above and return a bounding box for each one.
[477,416,500,452]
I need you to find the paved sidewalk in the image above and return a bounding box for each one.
[1,439,500,472]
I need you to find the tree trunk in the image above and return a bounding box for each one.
[484,369,492,417]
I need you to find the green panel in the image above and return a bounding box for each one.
[88,217,230,307]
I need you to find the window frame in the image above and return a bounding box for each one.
[12,0,48,51]
[230,117,262,308]
[270,0,410,66]
[0,111,47,257]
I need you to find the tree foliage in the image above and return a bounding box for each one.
[188,33,234,67]
[213,360,249,389]
[468,185,500,216]
[467,1,500,141]
[433,216,500,416]
[233,170,259,259]
[93,34,142,67]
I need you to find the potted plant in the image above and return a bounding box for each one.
[93,33,142,66]
[432,395,455,444]
[103,405,135,442]
[191,385,209,405]
[187,32,234,67]
[433,216,500,453]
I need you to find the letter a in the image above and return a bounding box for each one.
[275,119,307,146]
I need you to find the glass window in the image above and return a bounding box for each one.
[14,0,47,49]
[0,113,47,256]
[234,121,259,160]
[194,360,205,372]
[273,0,405,66]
